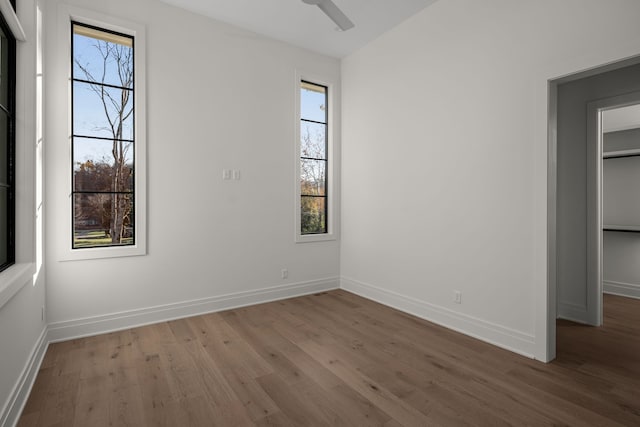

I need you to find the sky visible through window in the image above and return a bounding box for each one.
[301,86,326,122]
[72,31,134,169]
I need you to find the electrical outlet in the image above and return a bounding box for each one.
[41,305,45,321]
[222,169,232,180]
[281,269,288,279]
[232,170,241,180]
[454,291,462,304]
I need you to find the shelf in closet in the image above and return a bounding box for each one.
[603,148,640,159]
[603,225,640,233]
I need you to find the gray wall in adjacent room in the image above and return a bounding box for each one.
[557,62,640,321]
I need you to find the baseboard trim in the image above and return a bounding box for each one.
[604,280,640,300]
[48,277,339,343]
[557,301,589,324]
[0,326,48,427]
[340,277,536,359]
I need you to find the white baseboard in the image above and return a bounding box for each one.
[0,327,48,427]
[48,278,340,343]
[340,277,536,359]
[604,280,640,299]
[557,301,589,324]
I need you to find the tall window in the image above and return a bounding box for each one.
[71,23,135,249]
[300,81,328,235]
[0,8,16,272]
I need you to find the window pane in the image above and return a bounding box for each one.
[72,23,136,251]
[0,186,7,265]
[301,122,326,159]
[73,193,134,248]
[299,80,328,237]
[301,159,326,196]
[73,80,134,139]
[0,28,8,109]
[301,83,326,123]
[0,111,7,185]
[0,16,13,270]
[73,137,133,192]
[73,25,133,89]
[301,196,326,234]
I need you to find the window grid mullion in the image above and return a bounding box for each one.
[72,134,135,143]
[72,77,133,92]
[72,191,134,194]
[301,118,327,126]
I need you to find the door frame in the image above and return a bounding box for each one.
[546,56,640,362]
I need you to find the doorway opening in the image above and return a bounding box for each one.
[548,55,640,361]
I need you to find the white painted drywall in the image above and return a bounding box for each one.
[603,232,640,299]
[0,0,47,424]
[603,156,640,227]
[43,0,340,329]
[341,0,640,360]
[0,275,46,426]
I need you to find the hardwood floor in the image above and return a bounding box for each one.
[17,291,640,426]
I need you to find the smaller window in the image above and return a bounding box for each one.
[300,81,328,235]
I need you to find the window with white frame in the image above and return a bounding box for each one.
[60,8,146,260]
[296,75,337,243]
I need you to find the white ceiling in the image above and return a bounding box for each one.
[158,0,438,58]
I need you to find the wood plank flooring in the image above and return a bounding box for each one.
[17,291,640,426]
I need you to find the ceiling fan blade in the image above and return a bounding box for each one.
[317,0,355,31]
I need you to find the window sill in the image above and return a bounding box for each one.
[59,244,146,262]
[0,262,35,309]
[296,233,337,243]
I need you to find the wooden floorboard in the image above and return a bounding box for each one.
[17,291,640,426]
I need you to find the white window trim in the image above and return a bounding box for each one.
[0,263,34,309]
[57,5,147,261]
[0,0,26,41]
[0,0,37,308]
[295,70,337,243]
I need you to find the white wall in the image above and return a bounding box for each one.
[0,0,47,425]
[43,0,341,338]
[603,157,640,227]
[341,0,640,360]
[603,232,640,299]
